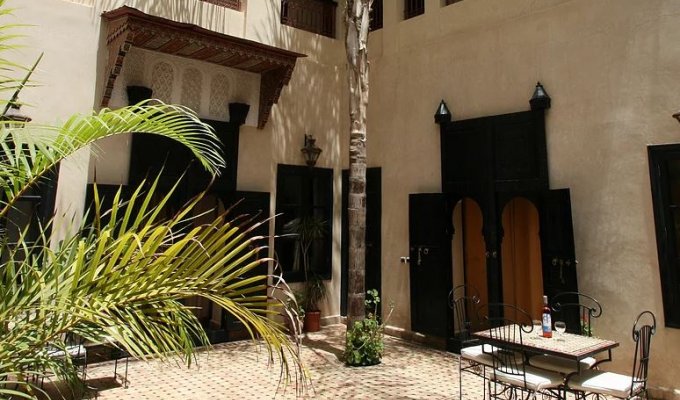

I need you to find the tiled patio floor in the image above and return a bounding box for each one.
[46,324,612,399]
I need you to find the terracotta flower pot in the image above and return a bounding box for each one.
[304,310,321,332]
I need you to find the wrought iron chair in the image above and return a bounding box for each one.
[112,347,130,388]
[100,332,131,388]
[552,292,603,337]
[38,332,88,388]
[450,285,491,400]
[529,292,603,374]
[484,303,564,400]
[566,311,656,399]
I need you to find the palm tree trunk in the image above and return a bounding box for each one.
[345,0,372,328]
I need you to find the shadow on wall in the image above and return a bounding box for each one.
[90,0,234,31]
[252,0,345,169]
[250,1,345,315]
[89,0,239,110]
[89,0,344,169]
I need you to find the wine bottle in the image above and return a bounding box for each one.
[542,295,552,338]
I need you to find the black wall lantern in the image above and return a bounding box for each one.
[673,111,680,124]
[127,86,153,105]
[301,134,322,167]
[229,102,250,126]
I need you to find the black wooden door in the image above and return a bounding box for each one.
[218,191,270,341]
[648,145,680,327]
[128,119,239,197]
[341,168,382,316]
[409,193,452,337]
[539,189,579,329]
[1,167,59,265]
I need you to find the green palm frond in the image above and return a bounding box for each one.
[0,2,305,397]
[0,180,305,397]
[0,101,225,219]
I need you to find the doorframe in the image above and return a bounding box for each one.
[648,144,680,328]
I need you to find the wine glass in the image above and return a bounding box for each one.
[555,321,567,336]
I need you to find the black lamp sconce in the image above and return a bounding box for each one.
[673,111,680,124]
[229,102,250,126]
[301,134,322,167]
[127,86,153,105]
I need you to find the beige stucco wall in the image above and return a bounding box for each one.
[368,0,680,396]
[8,0,348,319]
[8,0,100,244]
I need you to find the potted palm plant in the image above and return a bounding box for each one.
[284,215,327,332]
[302,274,327,332]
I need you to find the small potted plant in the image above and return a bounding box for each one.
[284,215,327,332]
[284,290,305,337]
[302,274,327,332]
[345,289,394,366]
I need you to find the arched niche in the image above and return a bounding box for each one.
[500,197,543,320]
[452,197,487,331]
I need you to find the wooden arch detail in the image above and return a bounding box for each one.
[101,6,306,129]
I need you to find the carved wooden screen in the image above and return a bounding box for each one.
[404,0,424,19]
[200,0,241,10]
[281,0,336,38]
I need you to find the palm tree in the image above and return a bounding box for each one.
[344,0,373,327]
[0,3,303,398]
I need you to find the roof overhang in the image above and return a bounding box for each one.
[101,6,306,128]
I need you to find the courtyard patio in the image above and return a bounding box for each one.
[54,325,478,399]
[40,324,619,400]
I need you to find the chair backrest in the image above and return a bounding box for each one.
[481,303,533,385]
[630,311,656,397]
[448,284,482,342]
[551,291,602,336]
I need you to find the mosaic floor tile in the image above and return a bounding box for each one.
[39,325,614,399]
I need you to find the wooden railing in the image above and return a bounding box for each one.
[200,0,242,11]
[404,0,424,20]
[281,0,337,38]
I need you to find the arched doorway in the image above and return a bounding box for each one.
[452,197,487,332]
[500,197,543,320]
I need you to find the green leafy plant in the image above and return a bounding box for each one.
[283,215,326,280]
[0,4,303,398]
[302,274,327,312]
[581,319,593,336]
[283,215,327,312]
[344,289,394,367]
[288,290,306,319]
[282,290,306,337]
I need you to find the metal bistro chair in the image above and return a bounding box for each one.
[111,345,130,388]
[450,285,492,400]
[38,332,88,388]
[529,292,604,375]
[101,331,131,389]
[484,303,563,400]
[567,311,656,399]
